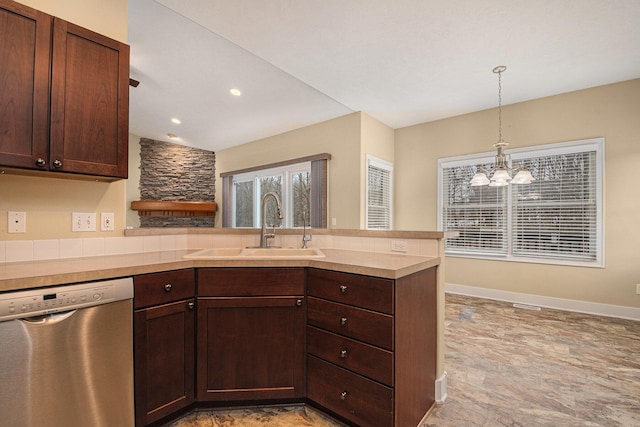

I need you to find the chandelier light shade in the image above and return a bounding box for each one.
[470,66,534,187]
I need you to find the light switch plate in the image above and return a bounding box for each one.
[8,211,26,233]
[101,213,115,231]
[72,212,96,232]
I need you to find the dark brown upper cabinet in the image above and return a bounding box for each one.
[0,0,129,179]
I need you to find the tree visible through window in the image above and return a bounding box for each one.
[231,164,308,228]
[438,138,603,266]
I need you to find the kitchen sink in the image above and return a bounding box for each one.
[183,247,324,259]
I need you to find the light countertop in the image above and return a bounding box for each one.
[0,248,440,292]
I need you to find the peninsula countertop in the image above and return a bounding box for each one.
[0,248,440,292]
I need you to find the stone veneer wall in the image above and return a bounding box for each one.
[138,138,216,227]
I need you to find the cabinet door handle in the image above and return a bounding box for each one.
[296,299,303,307]
[339,285,348,293]
[340,317,348,326]
[188,302,195,310]
[340,391,348,400]
[164,283,172,292]
[52,159,63,168]
[340,349,348,358]
[35,158,46,167]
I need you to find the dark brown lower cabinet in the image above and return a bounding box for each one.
[134,300,195,426]
[196,268,306,402]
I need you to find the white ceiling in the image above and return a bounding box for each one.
[128,0,640,152]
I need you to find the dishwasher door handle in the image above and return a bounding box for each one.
[21,309,77,325]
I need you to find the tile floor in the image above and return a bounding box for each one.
[164,294,640,426]
[426,294,640,426]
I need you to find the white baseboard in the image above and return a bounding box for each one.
[446,283,640,321]
[435,371,448,404]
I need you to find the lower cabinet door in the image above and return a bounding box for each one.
[134,299,195,426]
[307,355,393,427]
[196,296,306,401]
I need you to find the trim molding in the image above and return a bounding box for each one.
[435,371,448,404]
[446,283,640,321]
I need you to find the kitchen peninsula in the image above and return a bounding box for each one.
[0,230,443,427]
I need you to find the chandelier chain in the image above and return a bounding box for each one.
[497,68,503,143]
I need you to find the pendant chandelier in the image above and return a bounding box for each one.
[470,66,534,187]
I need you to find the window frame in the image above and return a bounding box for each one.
[437,138,604,267]
[366,155,393,230]
[221,153,330,228]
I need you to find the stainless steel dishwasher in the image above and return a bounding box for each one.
[0,277,134,427]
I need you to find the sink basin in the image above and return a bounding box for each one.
[240,247,324,258]
[184,248,244,258]
[183,247,324,259]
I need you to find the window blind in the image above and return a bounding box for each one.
[511,151,597,261]
[366,156,393,230]
[438,138,603,266]
[441,163,508,255]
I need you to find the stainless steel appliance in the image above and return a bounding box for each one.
[0,277,134,427]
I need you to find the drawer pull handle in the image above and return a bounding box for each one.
[340,391,348,400]
[340,350,348,358]
[296,299,303,307]
[339,285,348,293]
[164,283,172,292]
[52,159,63,168]
[340,317,348,326]
[188,302,195,310]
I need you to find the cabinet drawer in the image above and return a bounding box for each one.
[198,268,305,296]
[307,269,393,314]
[307,326,393,386]
[307,355,393,427]
[308,297,393,350]
[134,269,195,309]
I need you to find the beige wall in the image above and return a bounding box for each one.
[15,0,127,43]
[215,112,396,230]
[126,134,142,228]
[215,112,364,229]
[0,0,129,241]
[395,79,640,309]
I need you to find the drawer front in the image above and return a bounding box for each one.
[307,355,393,427]
[307,326,393,386]
[134,269,195,309]
[307,268,393,314]
[308,297,393,350]
[198,268,305,296]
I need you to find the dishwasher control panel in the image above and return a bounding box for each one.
[0,277,133,321]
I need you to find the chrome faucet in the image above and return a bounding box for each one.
[260,192,283,248]
[302,213,312,249]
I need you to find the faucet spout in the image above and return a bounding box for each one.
[260,192,283,248]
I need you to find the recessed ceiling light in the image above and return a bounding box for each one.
[171,118,181,124]
[230,88,242,96]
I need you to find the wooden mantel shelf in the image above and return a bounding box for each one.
[131,201,217,217]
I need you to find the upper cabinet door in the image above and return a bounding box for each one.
[0,0,51,169]
[50,18,129,178]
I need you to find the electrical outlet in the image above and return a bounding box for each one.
[101,212,115,231]
[8,211,26,233]
[332,218,337,226]
[391,240,408,252]
[72,212,96,232]
[636,284,640,295]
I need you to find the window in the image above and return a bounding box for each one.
[366,155,393,230]
[438,138,603,266]
[221,154,330,228]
